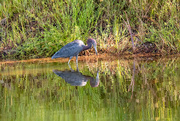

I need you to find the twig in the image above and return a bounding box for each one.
[122,12,135,52]
[145,0,154,16]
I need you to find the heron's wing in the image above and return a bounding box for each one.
[58,43,82,57]
[52,40,84,58]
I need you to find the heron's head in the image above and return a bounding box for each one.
[87,38,98,55]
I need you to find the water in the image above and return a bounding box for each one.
[0,56,180,121]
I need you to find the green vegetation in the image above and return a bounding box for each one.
[0,58,180,120]
[0,0,180,59]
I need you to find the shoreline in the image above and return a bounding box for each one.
[0,53,180,65]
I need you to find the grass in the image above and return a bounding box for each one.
[0,0,180,59]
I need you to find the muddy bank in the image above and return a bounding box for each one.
[0,52,180,65]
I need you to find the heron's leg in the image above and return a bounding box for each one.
[68,64,73,71]
[76,65,79,72]
[68,56,73,65]
[68,57,73,70]
[76,55,78,64]
[75,55,79,69]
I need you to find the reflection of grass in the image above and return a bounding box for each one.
[0,58,180,120]
[0,0,180,59]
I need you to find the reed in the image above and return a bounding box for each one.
[0,0,179,59]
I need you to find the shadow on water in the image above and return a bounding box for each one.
[0,56,180,120]
[53,67,99,87]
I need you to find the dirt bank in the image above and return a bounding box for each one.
[0,52,180,65]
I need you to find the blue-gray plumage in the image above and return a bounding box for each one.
[53,69,99,87]
[51,38,98,64]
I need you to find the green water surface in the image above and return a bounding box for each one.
[0,57,180,121]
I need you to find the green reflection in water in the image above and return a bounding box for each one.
[0,57,180,121]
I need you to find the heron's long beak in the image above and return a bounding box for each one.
[93,44,98,55]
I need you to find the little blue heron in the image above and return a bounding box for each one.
[51,38,98,65]
[53,69,99,87]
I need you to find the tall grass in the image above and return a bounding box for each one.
[0,0,179,59]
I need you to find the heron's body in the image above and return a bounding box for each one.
[53,69,99,87]
[52,40,85,58]
[51,38,97,65]
[53,70,90,86]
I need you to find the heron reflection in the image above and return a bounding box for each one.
[53,68,99,87]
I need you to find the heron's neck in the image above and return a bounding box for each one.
[83,43,92,51]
